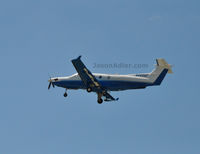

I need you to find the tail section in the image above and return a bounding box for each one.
[148,58,173,85]
[156,59,173,74]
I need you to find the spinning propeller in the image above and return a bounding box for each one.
[48,78,55,90]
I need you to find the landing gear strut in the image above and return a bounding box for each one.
[97,93,103,104]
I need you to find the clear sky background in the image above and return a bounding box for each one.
[0,0,200,154]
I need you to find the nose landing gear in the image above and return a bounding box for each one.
[63,89,68,97]
[64,92,68,97]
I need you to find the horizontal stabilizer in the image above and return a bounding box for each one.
[156,59,173,74]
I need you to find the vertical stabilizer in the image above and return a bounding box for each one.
[148,59,172,85]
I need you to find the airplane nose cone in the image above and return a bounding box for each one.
[48,77,59,89]
[48,78,59,83]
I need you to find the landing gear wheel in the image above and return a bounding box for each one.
[97,98,103,104]
[87,87,92,93]
[64,92,68,97]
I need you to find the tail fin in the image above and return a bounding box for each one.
[156,59,173,74]
[148,58,173,85]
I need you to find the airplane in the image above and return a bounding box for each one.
[48,56,173,104]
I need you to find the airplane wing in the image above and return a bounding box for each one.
[71,56,101,92]
[71,56,118,101]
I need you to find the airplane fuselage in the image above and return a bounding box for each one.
[48,56,172,103]
[51,73,158,91]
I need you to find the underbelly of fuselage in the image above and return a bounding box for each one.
[54,80,149,91]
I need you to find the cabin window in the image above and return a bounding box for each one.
[107,76,110,79]
[99,76,102,79]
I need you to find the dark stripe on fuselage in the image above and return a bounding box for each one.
[53,69,168,91]
[54,80,149,91]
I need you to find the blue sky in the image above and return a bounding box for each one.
[0,0,200,153]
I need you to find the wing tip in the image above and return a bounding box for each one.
[71,55,82,63]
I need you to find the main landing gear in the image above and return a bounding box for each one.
[97,93,103,104]
[97,98,103,104]
[97,91,118,104]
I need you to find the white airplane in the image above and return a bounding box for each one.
[48,56,173,104]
